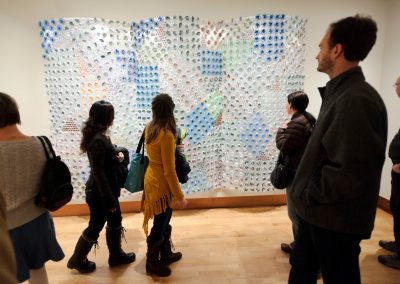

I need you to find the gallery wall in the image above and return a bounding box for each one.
[0,0,397,200]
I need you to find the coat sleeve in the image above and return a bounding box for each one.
[303,93,387,205]
[160,132,184,201]
[276,121,308,154]
[275,127,286,150]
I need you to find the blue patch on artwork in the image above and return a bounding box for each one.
[114,49,137,83]
[131,17,164,48]
[241,112,273,159]
[185,102,215,144]
[181,168,211,194]
[254,14,285,62]
[134,65,160,108]
[38,18,65,58]
[201,50,224,77]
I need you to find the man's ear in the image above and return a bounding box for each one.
[331,43,344,59]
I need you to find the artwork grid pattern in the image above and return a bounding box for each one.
[39,14,307,200]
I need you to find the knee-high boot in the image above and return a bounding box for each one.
[160,225,182,265]
[67,234,97,273]
[146,237,171,277]
[106,226,136,267]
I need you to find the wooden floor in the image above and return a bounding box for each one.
[44,206,399,283]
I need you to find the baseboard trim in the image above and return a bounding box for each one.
[51,194,287,217]
[50,195,391,217]
[378,196,391,214]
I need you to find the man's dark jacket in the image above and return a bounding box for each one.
[288,67,388,237]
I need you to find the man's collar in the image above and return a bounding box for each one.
[318,66,364,99]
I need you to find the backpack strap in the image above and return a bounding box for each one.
[37,136,56,160]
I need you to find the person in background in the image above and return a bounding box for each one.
[288,15,387,283]
[0,192,17,284]
[378,76,400,270]
[0,92,64,283]
[275,91,316,254]
[143,93,188,277]
[67,100,135,273]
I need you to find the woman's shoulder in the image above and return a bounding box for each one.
[163,129,175,139]
[0,136,40,150]
[155,129,174,143]
[153,128,174,139]
[291,113,314,125]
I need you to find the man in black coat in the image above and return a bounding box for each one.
[288,15,388,283]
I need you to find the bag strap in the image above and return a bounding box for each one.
[37,136,56,160]
[277,151,285,165]
[136,129,146,164]
[135,130,145,154]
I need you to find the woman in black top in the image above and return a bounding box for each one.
[67,101,135,273]
[275,91,316,254]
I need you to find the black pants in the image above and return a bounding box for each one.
[83,189,122,241]
[289,217,363,284]
[391,170,400,257]
[148,206,172,243]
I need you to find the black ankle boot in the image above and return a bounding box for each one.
[106,226,136,267]
[67,234,97,273]
[161,225,182,265]
[146,237,171,277]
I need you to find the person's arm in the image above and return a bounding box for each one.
[160,131,185,202]
[276,121,308,154]
[88,140,117,210]
[303,93,387,205]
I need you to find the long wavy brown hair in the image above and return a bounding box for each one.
[80,100,114,153]
[146,93,177,143]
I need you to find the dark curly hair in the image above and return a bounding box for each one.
[146,93,177,143]
[329,14,377,61]
[80,100,114,153]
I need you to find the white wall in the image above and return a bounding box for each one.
[0,0,395,199]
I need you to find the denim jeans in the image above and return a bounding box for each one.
[289,217,362,284]
[148,206,172,243]
[391,170,400,257]
[83,189,122,241]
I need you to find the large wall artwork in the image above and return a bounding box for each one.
[38,14,307,200]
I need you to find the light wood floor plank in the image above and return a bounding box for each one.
[44,207,399,283]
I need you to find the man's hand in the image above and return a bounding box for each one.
[116,152,124,162]
[393,164,400,174]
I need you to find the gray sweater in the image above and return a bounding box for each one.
[288,67,388,237]
[0,137,46,229]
